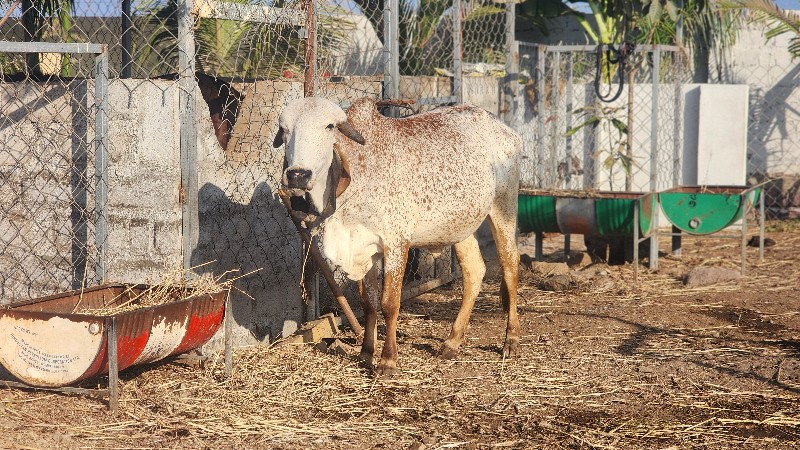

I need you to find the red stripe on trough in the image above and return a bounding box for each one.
[172,296,225,356]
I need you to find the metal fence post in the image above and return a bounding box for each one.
[536,45,545,188]
[650,47,661,192]
[504,0,518,127]
[383,0,399,114]
[94,46,109,284]
[178,0,198,275]
[121,0,132,78]
[452,0,463,104]
[303,0,316,97]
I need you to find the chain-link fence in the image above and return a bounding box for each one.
[710,25,800,218]
[516,43,691,194]
[0,41,108,301]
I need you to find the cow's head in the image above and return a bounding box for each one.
[274,98,365,222]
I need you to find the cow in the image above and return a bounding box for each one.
[275,97,522,377]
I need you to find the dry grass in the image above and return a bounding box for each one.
[1,230,800,449]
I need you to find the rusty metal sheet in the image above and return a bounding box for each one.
[0,283,226,388]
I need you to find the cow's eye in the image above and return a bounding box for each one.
[326,124,334,130]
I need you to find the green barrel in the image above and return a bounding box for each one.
[659,186,761,235]
[518,192,655,236]
[518,194,559,234]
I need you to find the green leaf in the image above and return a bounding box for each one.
[611,118,629,134]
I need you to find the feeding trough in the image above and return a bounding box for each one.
[657,185,766,274]
[518,190,658,273]
[0,283,228,398]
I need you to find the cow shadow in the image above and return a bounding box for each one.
[190,182,305,344]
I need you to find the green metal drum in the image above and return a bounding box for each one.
[658,186,762,235]
[518,190,656,237]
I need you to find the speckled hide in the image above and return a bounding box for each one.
[277,97,522,377]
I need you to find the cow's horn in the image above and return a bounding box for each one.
[338,121,365,145]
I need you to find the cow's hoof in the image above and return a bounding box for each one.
[358,351,373,368]
[438,344,459,360]
[502,337,520,358]
[374,362,400,378]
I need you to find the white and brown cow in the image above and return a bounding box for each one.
[275,97,522,376]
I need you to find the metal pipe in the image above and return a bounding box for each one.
[108,317,119,412]
[759,188,765,261]
[224,292,232,378]
[452,0,462,104]
[121,0,132,78]
[649,47,660,192]
[178,0,198,275]
[303,0,316,97]
[94,47,109,284]
[633,200,639,283]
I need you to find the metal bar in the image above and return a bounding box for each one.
[741,198,748,275]
[649,47,661,192]
[224,292,232,378]
[563,234,570,260]
[1,381,110,397]
[94,47,109,285]
[192,0,305,25]
[452,0,463,104]
[672,54,682,188]
[0,40,104,53]
[565,55,574,189]
[416,96,458,105]
[504,0,518,126]
[303,0,316,97]
[536,46,545,188]
[108,316,119,412]
[535,44,681,53]
[759,188,765,261]
[121,0,132,78]
[535,232,543,262]
[671,225,682,256]
[649,203,659,270]
[383,0,399,115]
[178,0,198,275]
[634,200,639,283]
[550,51,561,188]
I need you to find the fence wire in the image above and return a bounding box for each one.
[0,43,107,302]
[517,43,690,194]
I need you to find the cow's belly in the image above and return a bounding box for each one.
[407,186,494,247]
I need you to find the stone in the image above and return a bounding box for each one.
[540,274,573,292]
[529,261,570,276]
[683,266,742,288]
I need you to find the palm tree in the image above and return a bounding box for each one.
[20,0,75,76]
[720,0,800,57]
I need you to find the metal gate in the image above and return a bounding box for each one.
[0,41,108,302]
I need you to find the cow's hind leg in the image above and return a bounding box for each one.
[487,207,521,358]
[358,265,380,367]
[440,234,486,359]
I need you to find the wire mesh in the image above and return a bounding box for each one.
[0,44,107,303]
[711,34,800,217]
[516,43,690,194]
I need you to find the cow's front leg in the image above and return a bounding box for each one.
[376,243,410,378]
[358,265,380,367]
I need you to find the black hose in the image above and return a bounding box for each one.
[595,42,636,103]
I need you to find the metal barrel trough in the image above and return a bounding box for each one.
[658,185,762,235]
[518,190,657,237]
[0,284,226,388]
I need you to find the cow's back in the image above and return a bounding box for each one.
[335,99,520,248]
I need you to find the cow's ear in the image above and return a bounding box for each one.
[334,144,351,197]
[273,127,284,148]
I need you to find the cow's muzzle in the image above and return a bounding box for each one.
[284,168,314,191]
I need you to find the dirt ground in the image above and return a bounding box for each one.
[2,222,800,449]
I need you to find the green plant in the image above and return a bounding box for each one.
[566,105,635,190]
[720,0,800,57]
